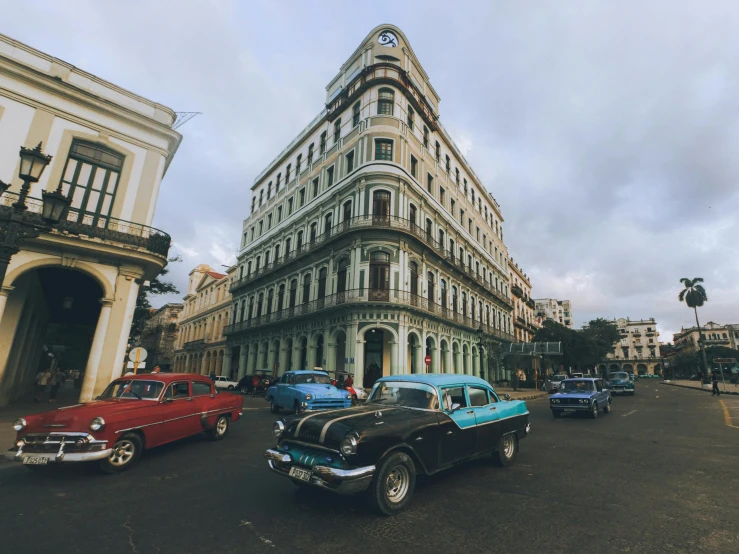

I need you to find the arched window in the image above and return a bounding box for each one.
[352,101,361,127]
[343,200,352,224]
[310,222,317,243]
[267,182,272,198]
[296,231,304,250]
[317,267,328,301]
[266,288,274,315]
[296,154,302,174]
[256,292,264,317]
[289,279,298,309]
[285,238,291,253]
[62,140,125,225]
[427,272,435,305]
[407,106,414,130]
[277,284,285,312]
[452,286,458,313]
[462,292,467,317]
[425,218,432,239]
[324,212,333,233]
[409,261,419,296]
[409,203,417,226]
[378,88,394,115]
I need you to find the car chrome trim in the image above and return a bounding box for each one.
[115,408,238,434]
[443,410,529,430]
[282,440,341,454]
[8,448,113,463]
[264,448,292,463]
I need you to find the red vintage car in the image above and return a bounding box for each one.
[8,373,242,473]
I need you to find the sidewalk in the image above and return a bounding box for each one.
[661,380,739,396]
[492,386,548,401]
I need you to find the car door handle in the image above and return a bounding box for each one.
[446,430,454,435]
[466,410,474,414]
[490,407,496,410]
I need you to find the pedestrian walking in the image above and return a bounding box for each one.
[34,368,52,402]
[48,371,65,403]
[209,371,216,381]
[711,373,721,396]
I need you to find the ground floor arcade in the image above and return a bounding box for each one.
[599,360,662,375]
[223,309,511,389]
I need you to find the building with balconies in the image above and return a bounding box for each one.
[672,321,739,352]
[0,33,181,406]
[224,26,516,389]
[509,258,537,342]
[534,298,573,329]
[140,303,183,371]
[601,317,662,375]
[172,264,235,377]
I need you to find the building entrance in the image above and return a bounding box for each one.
[364,329,384,388]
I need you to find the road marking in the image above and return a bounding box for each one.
[621,410,638,418]
[718,400,739,429]
[241,407,268,411]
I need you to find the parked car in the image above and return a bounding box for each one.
[549,374,568,393]
[214,375,240,391]
[266,370,352,413]
[8,373,242,473]
[607,371,635,395]
[550,378,612,418]
[264,374,531,515]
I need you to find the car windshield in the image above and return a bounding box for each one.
[367,381,439,410]
[610,372,629,380]
[100,380,163,400]
[560,380,595,392]
[294,373,332,385]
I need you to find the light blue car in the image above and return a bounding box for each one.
[266,370,352,414]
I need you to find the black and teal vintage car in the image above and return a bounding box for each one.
[608,371,635,395]
[264,374,531,515]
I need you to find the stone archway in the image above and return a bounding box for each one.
[637,363,648,375]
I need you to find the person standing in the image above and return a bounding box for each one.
[48,371,65,403]
[711,372,721,396]
[34,368,52,402]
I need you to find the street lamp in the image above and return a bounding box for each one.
[0,142,72,286]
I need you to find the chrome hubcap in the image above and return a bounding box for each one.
[109,440,135,466]
[216,417,228,435]
[385,465,410,503]
[502,434,515,458]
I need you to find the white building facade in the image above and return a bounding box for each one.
[602,318,662,375]
[225,26,516,389]
[0,34,180,405]
[534,298,573,329]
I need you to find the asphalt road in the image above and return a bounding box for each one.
[1,385,737,554]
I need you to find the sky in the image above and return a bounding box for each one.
[3,0,738,343]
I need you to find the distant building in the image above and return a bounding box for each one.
[601,317,662,375]
[172,264,236,377]
[140,303,183,371]
[672,322,739,352]
[534,298,573,329]
[509,258,537,342]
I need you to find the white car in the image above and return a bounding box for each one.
[214,376,240,391]
[549,375,568,392]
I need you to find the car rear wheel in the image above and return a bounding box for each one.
[207,415,229,441]
[493,433,518,466]
[100,433,142,474]
[270,400,280,414]
[604,403,611,414]
[591,402,599,419]
[368,451,416,516]
[227,385,234,391]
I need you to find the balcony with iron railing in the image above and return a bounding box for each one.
[511,285,524,298]
[0,191,171,257]
[231,215,513,308]
[224,288,516,342]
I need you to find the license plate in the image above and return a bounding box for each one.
[23,456,49,465]
[563,408,577,412]
[289,466,311,482]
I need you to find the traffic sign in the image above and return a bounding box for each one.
[424,355,431,366]
[128,347,148,362]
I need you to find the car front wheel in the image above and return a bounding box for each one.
[368,451,416,516]
[270,400,280,414]
[207,415,229,441]
[100,433,142,474]
[227,385,234,391]
[591,402,599,419]
[493,433,518,466]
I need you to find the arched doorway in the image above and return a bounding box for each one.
[364,328,384,387]
[637,363,648,375]
[609,363,620,371]
[623,364,634,372]
[0,267,104,406]
[426,336,436,373]
[314,334,324,369]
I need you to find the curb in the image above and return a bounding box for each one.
[660,382,739,396]
[507,392,548,401]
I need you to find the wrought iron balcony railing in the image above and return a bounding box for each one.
[224,288,516,342]
[231,214,513,308]
[0,191,171,257]
[511,285,524,298]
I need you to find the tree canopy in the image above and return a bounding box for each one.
[533,318,620,372]
[128,256,180,348]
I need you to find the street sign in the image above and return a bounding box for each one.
[424,355,431,366]
[128,347,148,362]
[126,361,146,370]
[128,347,148,374]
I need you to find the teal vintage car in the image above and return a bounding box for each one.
[608,371,635,395]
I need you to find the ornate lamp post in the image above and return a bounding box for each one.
[0,142,72,286]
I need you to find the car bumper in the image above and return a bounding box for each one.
[8,432,111,464]
[299,401,353,412]
[264,448,375,495]
[7,447,113,464]
[551,405,592,412]
[610,387,634,394]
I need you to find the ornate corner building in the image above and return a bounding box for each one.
[601,318,663,375]
[224,26,517,389]
[0,33,180,406]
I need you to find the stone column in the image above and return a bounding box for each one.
[278,346,290,377]
[201,354,209,375]
[292,343,302,371]
[389,339,399,375]
[80,299,114,402]
[431,343,440,373]
[257,342,267,369]
[413,345,424,374]
[473,350,480,378]
[267,343,278,375]
[247,344,258,373]
[354,333,366,389]
[454,348,462,374]
[327,341,337,372]
[465,348,472,375]
[346,323,358,381]
[222,347,232,377]
[444,345,452,374]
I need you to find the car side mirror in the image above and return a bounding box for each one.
[503,393,511,401]
[160,398,173,404]
[450,403,462,412]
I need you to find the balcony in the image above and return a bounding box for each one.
[224,288,516,343]
[632,332,641,337]
[511,285,524,298]
[232,215,513,308]
[1,191,171,257]
[526,298,536,309]
[183,339,205,350]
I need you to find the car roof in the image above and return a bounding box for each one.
[117,373,212,383]
[377,373,492,387]
[563,377,599,382]
[286,370,329,376]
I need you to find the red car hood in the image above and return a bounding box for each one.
[24,399,150,433]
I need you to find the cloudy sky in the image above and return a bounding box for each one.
[4,0,738,342]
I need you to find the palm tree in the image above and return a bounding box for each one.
[678,277,710,382]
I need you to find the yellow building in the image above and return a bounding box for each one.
[172,264,235,377]
[508,258,537,342]
[0,33,181,405]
